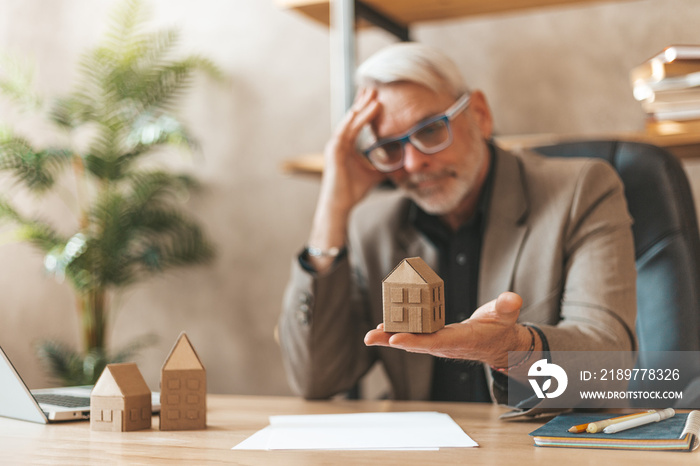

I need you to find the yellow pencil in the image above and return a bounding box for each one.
[586,411,656,433]
[568,412,655,433]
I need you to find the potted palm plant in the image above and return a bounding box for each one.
[0,0,217,385]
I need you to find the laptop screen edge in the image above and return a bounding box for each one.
[0,345,49,424]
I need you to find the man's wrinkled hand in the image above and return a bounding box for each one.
[364,292,527,367]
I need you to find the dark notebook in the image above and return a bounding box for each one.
[529,411,700,451]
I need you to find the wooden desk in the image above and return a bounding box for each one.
[1,395,695,464]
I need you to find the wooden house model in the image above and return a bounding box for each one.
[159,332,206,431]
[90,363,152,432]
[382,257,445,334]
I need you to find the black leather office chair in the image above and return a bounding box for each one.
[534,140,700,406]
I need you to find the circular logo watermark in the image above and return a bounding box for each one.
[528,359,568,399]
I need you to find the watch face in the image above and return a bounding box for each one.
[307,246,343,257]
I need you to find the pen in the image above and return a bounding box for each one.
[584,410,656,433]
[603,408,675,434]
[568,412,650,433]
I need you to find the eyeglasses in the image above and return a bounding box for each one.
[362,93,471,173]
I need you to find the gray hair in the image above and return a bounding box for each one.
[355,42,469,98]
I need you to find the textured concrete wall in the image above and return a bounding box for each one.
[0,0,698,396]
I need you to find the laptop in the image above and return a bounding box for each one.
[0,345,160,423]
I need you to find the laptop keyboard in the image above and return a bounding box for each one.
[33,394,91,407]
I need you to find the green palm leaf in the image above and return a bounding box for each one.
[0,0,218,385]
[0,52,42,110]
[128,170,198,206]
[0,197,65,252]
[0,135,72,192]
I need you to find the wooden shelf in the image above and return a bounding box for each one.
[281,131,700,176]
[497,131,700,160]
[275,0,700,176]
[275,0,633,27]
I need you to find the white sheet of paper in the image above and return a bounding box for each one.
[232,425,274,450]
[232,411,478,451]
[232,426,438,451]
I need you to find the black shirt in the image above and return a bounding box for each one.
[412,146,496,402]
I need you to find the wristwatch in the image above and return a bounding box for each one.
[305,245,345,258]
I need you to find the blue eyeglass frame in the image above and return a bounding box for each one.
[362,93,471,172]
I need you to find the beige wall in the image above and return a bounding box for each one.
[0,0,698,395]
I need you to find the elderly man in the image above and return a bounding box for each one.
[279,43,636,406]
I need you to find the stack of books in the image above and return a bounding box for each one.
[631,45,700,136]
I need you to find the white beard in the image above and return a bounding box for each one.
[398,133,489,216]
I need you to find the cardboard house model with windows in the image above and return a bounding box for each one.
[160,332,206,431]
[90,363,152,432]
[382,257,445,334]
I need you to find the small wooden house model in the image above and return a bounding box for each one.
[382,257,445,334]
[159,332,206,431]
[90,363,152,432]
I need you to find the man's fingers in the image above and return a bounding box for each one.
[347,99,380,140]
[366,293,525,361]
[364,328,391,346]
[351,87,374,112]
[335,88,379,142]
[468,291,522,324]
[495,291,523,319]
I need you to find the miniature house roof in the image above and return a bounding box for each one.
[92,363,151,397]
[383,257,442,285]
[162,332,205,371]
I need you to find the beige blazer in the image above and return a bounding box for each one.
[279,145,637,403]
